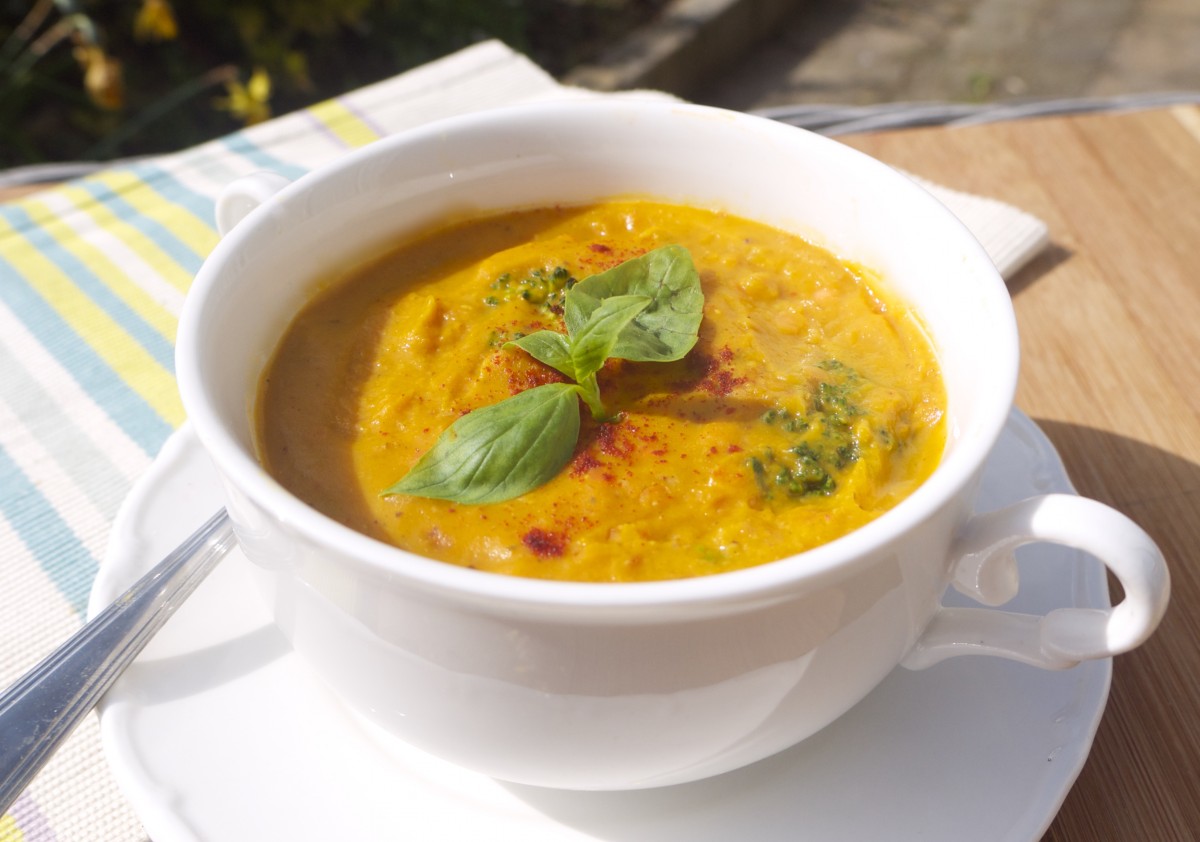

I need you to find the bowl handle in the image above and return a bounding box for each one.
[215,171,292,237]
[903,494,1170,670]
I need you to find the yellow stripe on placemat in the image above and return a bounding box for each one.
[0,219,185,428]
[0,812,23,840]
[308,98,383,149]
[50,182,197,296]
[25,191,181,336]
[92,169,219,259]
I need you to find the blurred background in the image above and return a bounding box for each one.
[1,0,1197,168]
[0,0,668,167]
[699,0,1199,111]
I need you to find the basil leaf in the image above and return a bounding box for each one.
[383,245,704,505]
[564,244,703,362]
[569,294,651,381]
[505,330,577,381]
[381,382,582,504]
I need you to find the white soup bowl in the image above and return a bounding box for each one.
[176,100,1169,790]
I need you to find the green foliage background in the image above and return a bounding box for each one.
[0,0,661,168]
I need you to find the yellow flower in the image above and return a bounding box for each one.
[215,67,272,125]
[74,45,124,110]
[134,0,179,42]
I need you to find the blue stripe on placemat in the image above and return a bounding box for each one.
[0,205,177,372]
[9,791,56,842]
[0,443,96,617]
[0,258,174,458]
[126,161,219,233]
[74,176,207,276]
[222,132,310,181]
[0,338,132,519]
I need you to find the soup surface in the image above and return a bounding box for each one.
[257,200,946,582]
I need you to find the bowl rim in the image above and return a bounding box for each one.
[176,98,1019,612]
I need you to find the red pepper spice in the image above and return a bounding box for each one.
[596,421,636,458]
[523,527,566,557]
[571,450,602,477]
[507,364,568,393]
[495,348,569,394]
[672,345,746,397]
[578,244,645,273]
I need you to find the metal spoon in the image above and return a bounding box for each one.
[0,509,236,815]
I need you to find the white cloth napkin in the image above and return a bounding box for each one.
[905,174,1049,279]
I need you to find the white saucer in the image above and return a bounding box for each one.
[91,410,1110,842]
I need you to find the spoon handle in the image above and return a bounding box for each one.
[0,509,236,815]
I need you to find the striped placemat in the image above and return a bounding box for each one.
[0,39,1047,841]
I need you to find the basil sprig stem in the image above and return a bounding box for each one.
[510,292,652,421]
[382,244,703,504]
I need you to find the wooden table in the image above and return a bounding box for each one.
[845,105,1200,841]
[0,182,50,202]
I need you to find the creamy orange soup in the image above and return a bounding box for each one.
[257,200,946,582]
